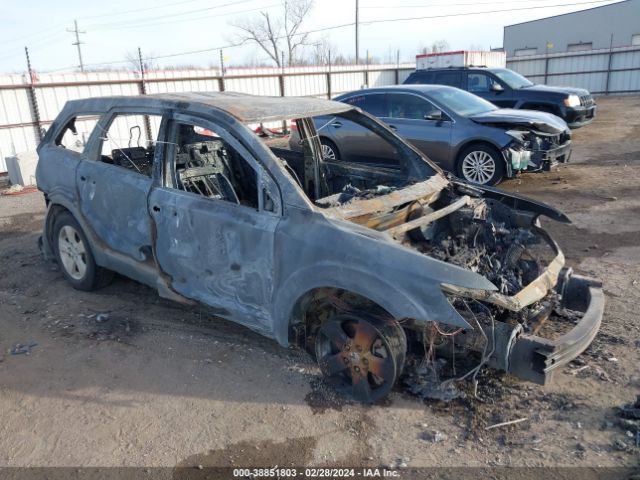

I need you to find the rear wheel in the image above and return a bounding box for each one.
[315,313,406,403]
[320,138,340,160]
[53,212,114,291]
[456,144,505,186]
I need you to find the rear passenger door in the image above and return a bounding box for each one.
[77,110,165,263]
[382,93,452,165]
[323,93,399,165]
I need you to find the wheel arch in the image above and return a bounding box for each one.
[272,266,427,347]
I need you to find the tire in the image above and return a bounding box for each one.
[52,211,114,291]
[320,138,340,161]
[315,313,406,403]
[456,144,505,186]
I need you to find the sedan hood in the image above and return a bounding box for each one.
[469,108,568,134]
[521,84,590,97]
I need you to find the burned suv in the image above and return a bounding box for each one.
[36,93,604,403]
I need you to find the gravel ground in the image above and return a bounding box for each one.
[0,96,638,473]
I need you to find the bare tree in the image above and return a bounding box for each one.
[431,40,450,53]
[124,50,157,73]
[417,40,451,55]
[230,0,314,67]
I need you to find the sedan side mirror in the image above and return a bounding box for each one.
[491,83,505,93]
[424,110,444,121]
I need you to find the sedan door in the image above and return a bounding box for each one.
[381,93,452,166]
[325,93,399,165]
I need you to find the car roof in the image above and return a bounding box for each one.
[413,67,503,72]
[339,84,461,96]
[63,92,354,123]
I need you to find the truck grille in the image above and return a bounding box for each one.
[580,95,594,107]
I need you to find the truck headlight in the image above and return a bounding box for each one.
[563,95,580,108]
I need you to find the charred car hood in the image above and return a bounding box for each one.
[469,108,568,134]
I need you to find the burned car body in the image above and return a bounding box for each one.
[289,85,572,186]
[36,93,603,403]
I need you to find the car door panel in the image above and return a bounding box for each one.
[149,115,279,334]
[76,154,153,262]
[383,93,452,166]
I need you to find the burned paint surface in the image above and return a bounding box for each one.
[36,92,604,386]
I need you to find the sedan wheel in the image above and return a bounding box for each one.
[58,225,87,280]
[320,140,339,160]
[461,150,496,185]
[315,314,406,403]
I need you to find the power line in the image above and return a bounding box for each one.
[78,0,203,19]
[85,0,258,29]
[361,0,620,24]
[89,3,280,31]
[41,0,618,72]
[66,20,86,72]
[361,0,574,8]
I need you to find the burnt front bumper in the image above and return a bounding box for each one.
[507,270,604,385]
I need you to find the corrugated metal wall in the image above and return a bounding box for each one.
[507,45,640,95]
[0,64,415,173]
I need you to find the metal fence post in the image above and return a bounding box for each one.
[326,50,332,99]
[605,34,614,95]
[218,49,226,92]
[24,47,43,143]
[279,51,287,133]
[137,47,152,143]
[543,54,549,85]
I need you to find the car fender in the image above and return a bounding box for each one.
[272,261,481,347]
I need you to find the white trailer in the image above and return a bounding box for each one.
[416,50,506,70]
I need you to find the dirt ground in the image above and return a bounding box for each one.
[0,96,638,473]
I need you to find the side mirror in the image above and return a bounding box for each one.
[491,83,505,93]
[424,110,444,121]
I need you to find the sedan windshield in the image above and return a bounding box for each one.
[428,88,498,117]
[492,68,534,89]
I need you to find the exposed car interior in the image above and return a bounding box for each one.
[98,115,160,178]
[170,123,259,209]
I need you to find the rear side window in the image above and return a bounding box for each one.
[405,72,434,84]
[94,113,164,178]
[433,71,462,88]
[342,94,387,116]
[54,115,100,152]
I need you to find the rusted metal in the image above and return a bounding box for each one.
[385,195,471,238]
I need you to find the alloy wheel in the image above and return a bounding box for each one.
[461,150,496,184]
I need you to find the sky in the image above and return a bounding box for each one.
[0,0,623,73]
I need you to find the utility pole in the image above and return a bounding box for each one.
[67,20,86,72]
[355,0,359,65]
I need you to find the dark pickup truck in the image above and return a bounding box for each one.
[404,67,596,128]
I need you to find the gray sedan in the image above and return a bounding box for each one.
[290,85,571,185]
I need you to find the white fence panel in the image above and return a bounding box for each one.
[0,65,419,172]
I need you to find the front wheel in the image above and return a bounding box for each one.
[456,144,505,186]
[315,313,406,403]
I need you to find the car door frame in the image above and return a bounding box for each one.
[78,106,169,264]
[148,110,283,335]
